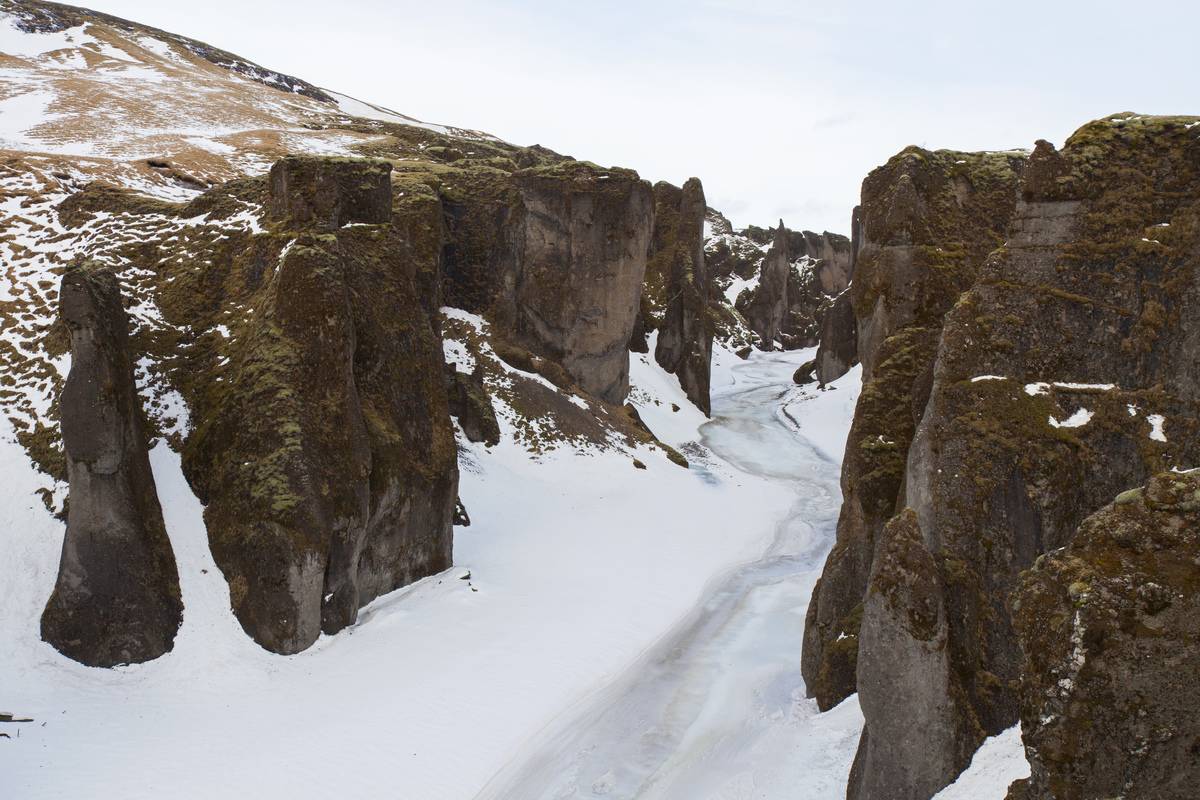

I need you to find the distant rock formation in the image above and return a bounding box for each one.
[737,221,790,349]
[813,205,862,384]
[183,157,459,654]
[813,290,856,386]
[635,179,713,414]
[41,265,182,667]
[710,218,852,352]
[1008,471,1200,800]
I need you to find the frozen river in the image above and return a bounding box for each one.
[477,352,864,800]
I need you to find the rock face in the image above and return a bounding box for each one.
[813,290,857,386]
[184,157,459,654]
[444,161,653,405]
[634,179,713,414]
[813,206,862,384]
[812,115,1200,800]
[803,147,1026,713]
[268,157,393,230]
[737,221,790,349]
[1008,471,1200,800]
[41,265,183,667]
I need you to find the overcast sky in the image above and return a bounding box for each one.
[90,0,1199,233]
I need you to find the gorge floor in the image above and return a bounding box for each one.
[2,345,865,799]
[477,351,866,800]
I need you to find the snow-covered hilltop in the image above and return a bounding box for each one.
[0,0,490,195]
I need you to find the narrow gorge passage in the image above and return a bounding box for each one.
[477,352,864,800]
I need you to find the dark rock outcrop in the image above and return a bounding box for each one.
[1008,471,1200,800]
[635,179,713,414]
[737,221,789,349]
[813,290,857,386]
[443,161,653,405]
[446,364,501,447]
[183,157,458,654]
[267,156,393,230]
[803,147,1026,714]
[41,265,183,667]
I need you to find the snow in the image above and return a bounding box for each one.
[0,335,867,799]
[1147,413,1167,442]
[0,19,89,58]
[1049,408,1093,429]
[932,726,1029,800]
[971,374,1006,382]
[0,90,66,151]
[481,346,866,799]
[329,90,462,138]
[1025,381,1115,396]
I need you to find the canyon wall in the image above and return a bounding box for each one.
[804,113,1200,800]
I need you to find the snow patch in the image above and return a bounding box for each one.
[932,725,1030,800]
[1147,413,1167,442]
[1048,408,1093,429]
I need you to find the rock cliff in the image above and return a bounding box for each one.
[803,146,1026,712]
[41,265,183,667]
[181,157,459,654]
[808,114,1200,800]
[442,159,653,405]
[633,179,713,414]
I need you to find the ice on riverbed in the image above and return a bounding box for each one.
[478,346,866,799]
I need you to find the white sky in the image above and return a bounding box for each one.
[88,0,1200,233]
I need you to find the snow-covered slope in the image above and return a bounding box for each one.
[0,1,493,197]
[1,328,865,799]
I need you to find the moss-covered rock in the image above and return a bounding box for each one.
[841,114,1200,800]
[1010,471,1200,800]
[172,158,458,654]
[446,363,500,447]
[267,156,393,230]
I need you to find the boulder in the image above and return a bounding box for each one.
[41,265,183,667]
[446,364,501,447]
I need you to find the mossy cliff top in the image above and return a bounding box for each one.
[859,146,1027,248]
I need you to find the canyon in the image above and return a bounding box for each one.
[0,3,1197,799]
